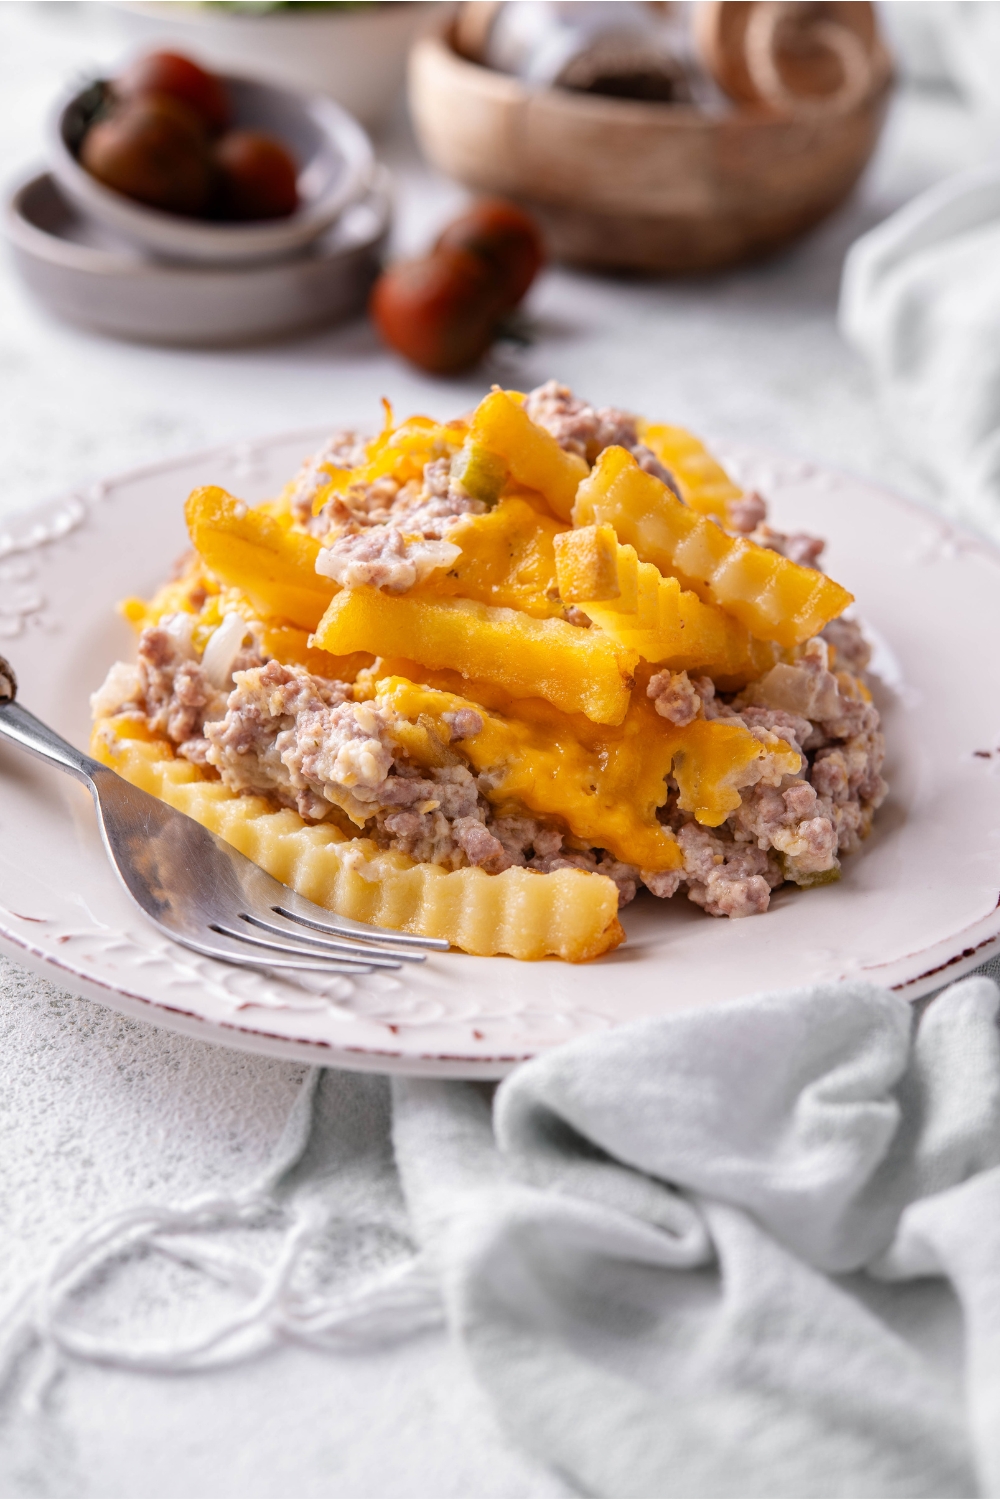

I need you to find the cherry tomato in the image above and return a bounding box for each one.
[213,131,299,220]
[81,93,213,216]
[116,51,230,135]
[370,247,505,376]
[436,199,544,309]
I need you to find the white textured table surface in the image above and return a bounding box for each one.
[0,5,994,1496]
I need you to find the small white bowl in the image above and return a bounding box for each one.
[48,72,374,267]
[6,167,390,346]
[111,2,451,133]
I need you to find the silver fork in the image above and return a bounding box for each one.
[0,655,448,975]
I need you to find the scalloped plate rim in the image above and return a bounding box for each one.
[2,427,999,1077]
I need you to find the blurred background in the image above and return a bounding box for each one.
[2,0,999,559]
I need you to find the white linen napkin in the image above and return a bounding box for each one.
[5,969,1000,1496]
[840,163,1000,543]
[840,0,1000,547]
[394,974,1000,1498]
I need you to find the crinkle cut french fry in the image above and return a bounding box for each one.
[638,422,743,524]
[573,448,853,649]
[313,586,638,726]
[469,389,588,522]
[552,522,621,603]
[416,497,565,619]
[185,485,336,632]
[252,622,372,683]
[92,717,624,962]
[125,562,372,682]
[555,524,779,685]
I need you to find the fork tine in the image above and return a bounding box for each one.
[239,912,428,964]
[0,683,451,979]
[209,922,403,970]
[176,928,381,974]
[272,903,450,951]
[199,946,378,975]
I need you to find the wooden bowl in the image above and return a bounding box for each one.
[407,27,893,274]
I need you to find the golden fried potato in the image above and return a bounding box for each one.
[555,524,780,685]
[469,389,588,521]
[416,496,565,619]
[313,586,638,725]
[93,717,625,962]
[638,422,743,525]
[185,485,336,631]
[574,448,853,649]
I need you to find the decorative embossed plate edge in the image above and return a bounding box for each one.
[2,429,1000,1078]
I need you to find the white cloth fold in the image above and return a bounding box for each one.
[6,971,1000,1496]
[394,976,1000,1498]
[840,161,1000,542]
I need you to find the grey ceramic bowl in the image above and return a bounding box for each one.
[48,71,374,266]
[6,167,390,345]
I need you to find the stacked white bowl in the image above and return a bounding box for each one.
[5,66,390,345]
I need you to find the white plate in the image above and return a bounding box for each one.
[50,75,375,266]
[5,169,389,347]
[2,435,999,1078]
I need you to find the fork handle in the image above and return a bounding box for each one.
[0,654,103,787]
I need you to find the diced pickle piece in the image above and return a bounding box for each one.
[574,448,853,649]
[450,441,507,506]
[185,486,336,632]
[469,389,588,521]
[313,586,638,725]
[556,525,779,684]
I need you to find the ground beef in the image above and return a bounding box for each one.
[92,610,886,922]
[367,457,489,540]
[747,522,825,568]
[727,491,768,534]
[316,526,460,593]
[490,815,564,866]
[727,780,838,880]
[289,431,371,526]
[525,379,638,460]
[634,632,887,914]
[185,663,528,874]
[90,618,260,765]
[442,708,484,741]
[821,615,872,673]
[675,823,783,918]
[204,661,379,821]
[451,817,512,875]
[371,767,498,870]
[524,379,681,493]
[647,669,702,726]
[306,476,406,537]
[640,868,684,900]
[306,455,488,550]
